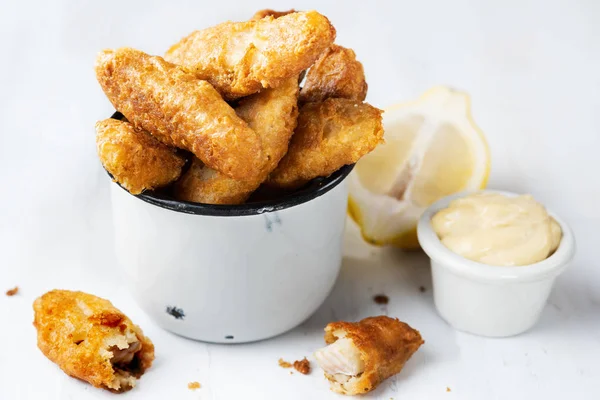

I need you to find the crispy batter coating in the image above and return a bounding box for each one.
[173,76,299,204]
[33,290,154,392]
[188,381,201,390]
[293,358,311,375]
[251,9,296,20]
[235,76,300,169]
[95,118,185,195]
[6,286,19,296]
[171,158,249,205]
[164,11,335,100]
[268,98,384,189]
[278,358,293,368]
[322,316,423,395]
[299,44,368,104]
[95,48,264,181]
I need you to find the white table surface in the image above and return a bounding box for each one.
[1,0,599,399]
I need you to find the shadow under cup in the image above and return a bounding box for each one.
[109,156,354,343]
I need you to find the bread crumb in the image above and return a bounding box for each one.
[278,358,292,368]
[373,294,389,304]
[419,286,426,293]
[289,371,293,375]
[5,286,18,296]
[446,387,451,392]
[293,357,310,375]
[188,381,201,390]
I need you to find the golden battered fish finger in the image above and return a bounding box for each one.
[251,9,296,20]
[95,48,264,181]
[165,11,335,100]
[235,76,300,172]
[314,316,423,395]
[96,118,185,195]
[173,76,299,204]
[268,98,384,189]
[299,44,368,104]
[171,158,252,205]
[33,290,154,392]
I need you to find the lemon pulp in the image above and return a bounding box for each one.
[348,86,490,249]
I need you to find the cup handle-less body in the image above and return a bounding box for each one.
[110,181,348,343]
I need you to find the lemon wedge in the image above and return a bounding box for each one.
[348,86,491,249]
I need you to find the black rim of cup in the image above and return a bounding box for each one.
[108,112,355,217]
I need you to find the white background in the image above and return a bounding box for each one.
[1,0,599,399]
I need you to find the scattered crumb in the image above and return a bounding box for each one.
[419,286,426,293]
[188,381,201,390]
[373,294,389,305]
[293,357,311,375]
[5,286,18,296]
[446,387,451,392]
[280,357,310,374]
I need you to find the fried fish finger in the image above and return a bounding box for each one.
[299,44,368,104]
[172,158,251,205]
[33,290,154,392]
[251,9,296,20]
[95,118,185,195]
[95,47,264,181]
[173,76,299,204]
[165,11,335,100]
[314,316,423,395]
[268,98,384,189]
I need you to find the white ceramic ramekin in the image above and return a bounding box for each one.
[417,190,576,337]
[109,165,353,344]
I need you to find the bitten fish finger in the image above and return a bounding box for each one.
[33,290,155,392]
[314,316,423,395]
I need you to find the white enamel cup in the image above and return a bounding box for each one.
[418,190,576,337]
[109,165,353,343]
